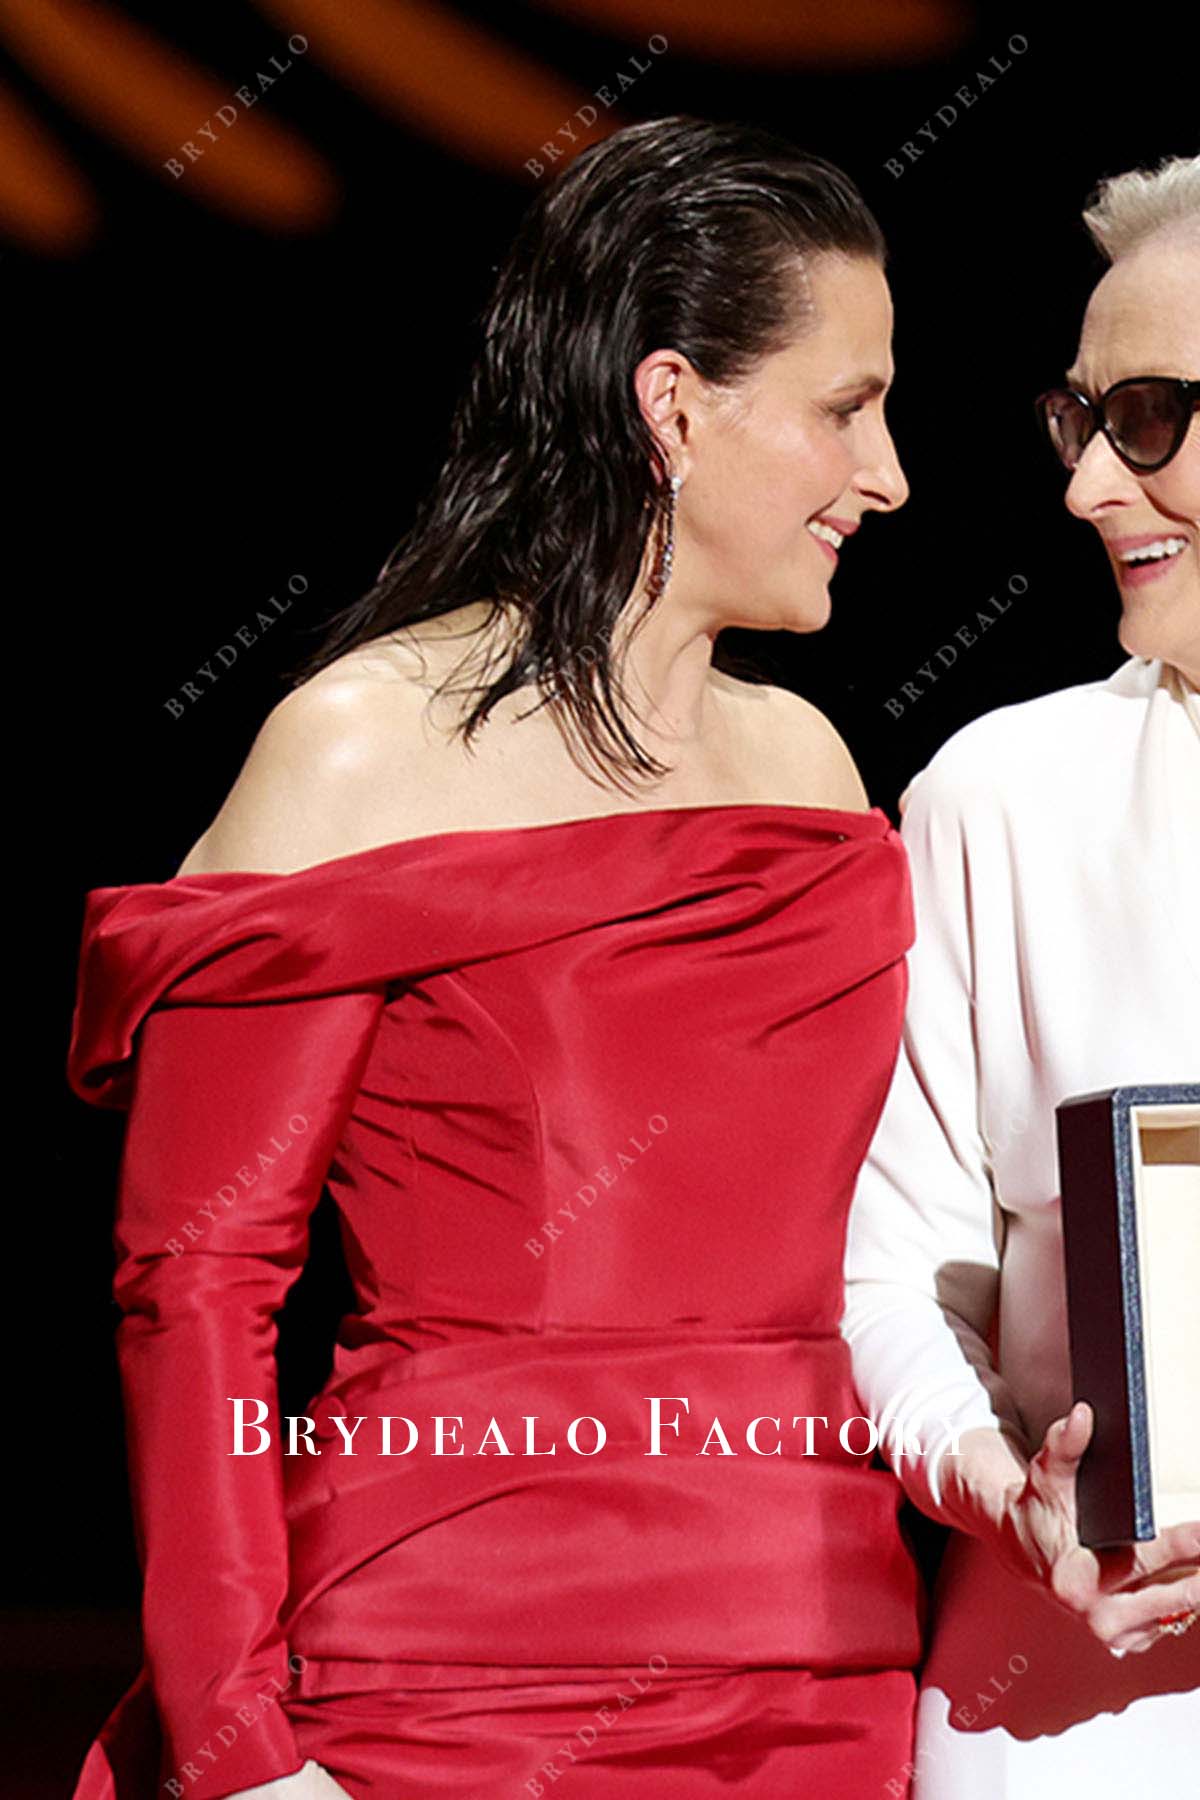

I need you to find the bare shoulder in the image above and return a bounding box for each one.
[174,648,430,877]
[718,674,871,812]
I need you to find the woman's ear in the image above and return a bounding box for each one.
[632,346,694,484]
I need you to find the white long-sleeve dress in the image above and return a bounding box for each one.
[841,651,1200,1796]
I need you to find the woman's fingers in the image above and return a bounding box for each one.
[1048,1541,1101,1611]
[990,1409,1093,1588]
[1132,1522,1200,1582]
[1034,1400,1093,1489]
[1096,1525,1200,1594]
[1085,1565,1200,1652]
[1106,1617,1193,1658]
[997,1408,1197,1649]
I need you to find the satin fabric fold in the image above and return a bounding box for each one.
[282,1328,922,1671]
[70,804,901,1109]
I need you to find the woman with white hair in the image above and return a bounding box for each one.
[841,154,1200,1795]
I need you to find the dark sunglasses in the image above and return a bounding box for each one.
[1034,375,1200,474]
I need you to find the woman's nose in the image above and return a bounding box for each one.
[860,427,910,512]
[1064,430,1143,517]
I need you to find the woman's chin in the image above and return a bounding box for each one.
[784,583,834,634]
[732,576,833,636]
[1117,603,1200,670]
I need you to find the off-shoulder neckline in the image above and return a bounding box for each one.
[143,799,891,893]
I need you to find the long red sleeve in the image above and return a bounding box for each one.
[109,986,385,1800]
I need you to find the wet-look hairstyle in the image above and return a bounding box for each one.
[288,114,887,791]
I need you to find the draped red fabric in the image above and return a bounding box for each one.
[66,802,923,1799]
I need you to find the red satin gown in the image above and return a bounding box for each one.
[66,801,923,1800]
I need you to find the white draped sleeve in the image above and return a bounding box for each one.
[841,746,1031,1518]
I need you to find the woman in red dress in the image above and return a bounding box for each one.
[68,115,917,1798]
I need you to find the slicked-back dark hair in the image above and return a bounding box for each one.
[287,114,887,792]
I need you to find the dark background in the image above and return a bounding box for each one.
[7,0,1197,1790]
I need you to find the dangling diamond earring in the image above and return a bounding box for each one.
[647,473,683,600]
